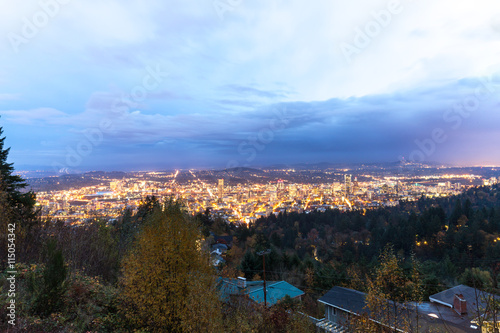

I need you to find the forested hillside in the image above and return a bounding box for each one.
[212,184,500,312]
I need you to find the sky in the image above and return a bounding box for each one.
[1,0,500,172]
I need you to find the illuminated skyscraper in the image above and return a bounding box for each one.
[218,179,224,199]
[353,176,359,194]
[344,174,352,197]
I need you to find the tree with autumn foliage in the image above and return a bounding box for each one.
[364,244,423,333]
[120,199,222,332]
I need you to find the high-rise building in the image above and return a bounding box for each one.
[331,182,341,194]
[218,179,224,199]
[344,174,352,197]
[353,176,359,194]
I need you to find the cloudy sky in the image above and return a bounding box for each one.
[1,0,500,172]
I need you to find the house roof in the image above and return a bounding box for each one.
[248,281,304,306]
[318,286,369,316]
[218,278,304,307]
[214,235,233,245]
[211,253,225,266]
[212,243,228,251]
[429,284,500,310]
[415,301,478,333]
[319,286,410,332]
[319,286,488,333]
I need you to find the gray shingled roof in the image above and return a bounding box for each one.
[319,286,491,333]
[318,286,370,316]
[429,284,499,310]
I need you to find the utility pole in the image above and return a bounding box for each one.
[257,249,271,307]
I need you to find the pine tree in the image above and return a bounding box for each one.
[0,123,39,267]
[0,124,35,212]
[450,199,463,227]
[29,239,68,316]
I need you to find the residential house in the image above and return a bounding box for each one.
[209,234,233,267]
[429,285,500,333]
[317,285,500,333]
[213,234,234,248]
[210,243,229,266]
[219,277,304,307]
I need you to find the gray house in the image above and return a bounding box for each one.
[317,285,500,333]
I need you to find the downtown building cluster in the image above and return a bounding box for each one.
[33,169,499,226]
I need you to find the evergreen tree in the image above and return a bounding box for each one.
[0,124,35,212]
[240,250,258,280]
[464,198,472,219]
[0,123,40,267]
[29,239,68,316]
[450,199,463,227]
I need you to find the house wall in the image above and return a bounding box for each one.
[325,305,349,325]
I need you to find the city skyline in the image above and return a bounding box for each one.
[33,166,496,226]
[1,1,500,172]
